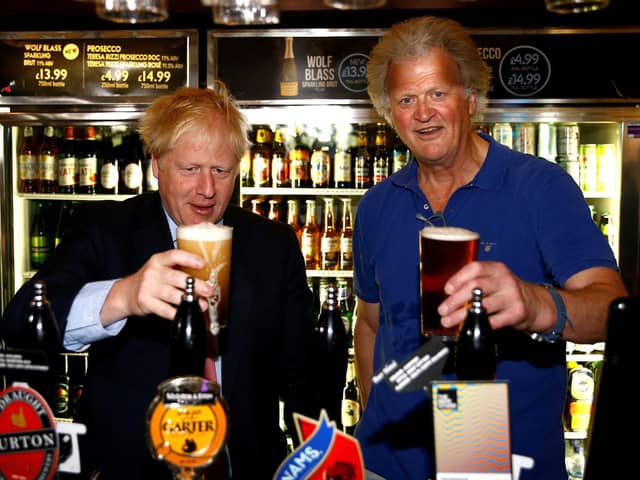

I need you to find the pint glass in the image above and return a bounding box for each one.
[420,226,479,341]
[176,223,233,334]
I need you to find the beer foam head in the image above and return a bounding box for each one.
[177,222,233,241]
[420,226,479,242]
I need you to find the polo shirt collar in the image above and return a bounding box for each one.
[390,132,508,193]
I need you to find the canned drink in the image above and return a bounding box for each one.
[579,144,598,192]
[514,123,536,155]
[537,123,557,162]
[557,154,580,185]
[557,123,580,156]
[491,123,513,148]
[596,144,616,192]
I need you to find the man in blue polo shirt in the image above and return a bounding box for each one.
[353,16,628,480]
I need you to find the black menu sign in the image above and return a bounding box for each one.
[210,28,640,102]
[210,32,382,102]
[0,32,194,97]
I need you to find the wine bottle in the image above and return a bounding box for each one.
[455,287,497,381]
[169,276,208,378]
[30,200,53,270]
[19,125,39,193]
[39,125,58,194]
[280,37,299,97]
[312,283,349,427]
[57,126,77,194]
[77,126,98,194]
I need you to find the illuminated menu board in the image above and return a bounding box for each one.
[0,31,196,97]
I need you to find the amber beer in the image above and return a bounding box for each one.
[420,226,479,341]
[177,223,233,332]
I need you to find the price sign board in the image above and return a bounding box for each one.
[0,30,197,97]
[209,28,640,103]
[209,30,382,102]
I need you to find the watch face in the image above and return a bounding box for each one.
[146,376,229,475]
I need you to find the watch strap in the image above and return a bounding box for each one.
[530,283,568,343]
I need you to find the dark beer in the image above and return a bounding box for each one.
[420,226,479,340]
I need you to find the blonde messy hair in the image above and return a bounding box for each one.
[138,81,250,163]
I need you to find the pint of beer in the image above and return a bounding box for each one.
[420,226,479,341]
[176,223,233,335]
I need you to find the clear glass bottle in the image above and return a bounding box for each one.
[289,125,312,188]
[354,124,372,189]
[39,125,58,194]
[57,126,77,194]
[339,197,353,271]
[287,198,303,245]
[77,126,98,195]
[311,127,333,188]
[19,125,39,193]
[251,125,273,188]
[321,197,340,271]
[372,122,390,185]
[301,199,320,270]
[271,127,290,187]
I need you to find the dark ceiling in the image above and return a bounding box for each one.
[2,0,639,30]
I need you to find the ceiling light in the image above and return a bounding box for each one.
[545,0,609,13]
[324,0,386,8]
[96,0,169,23]
[211,0,280,25]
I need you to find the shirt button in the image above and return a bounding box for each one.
[423,204,429,210]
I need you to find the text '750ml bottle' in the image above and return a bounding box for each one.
[169,276,207,378]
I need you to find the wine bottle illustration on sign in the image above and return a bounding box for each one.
[280,37,299,97]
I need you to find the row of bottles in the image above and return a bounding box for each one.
[246,196,354,271]
[484,122,617,193]
[312,281,362,436]
[18,125,158,195]
[241,122,411,190]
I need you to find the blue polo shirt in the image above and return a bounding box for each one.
[353,134,617,480]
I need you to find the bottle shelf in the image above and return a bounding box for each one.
[242,187,367,197]
[307,270,353,278]
[18,193,136,201]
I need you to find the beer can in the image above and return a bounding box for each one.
[537,123,557,162]
[514,123,537,155]
[491,123,513,148]
[579,144,598,192]
[557,123,580,156]
[596,143,616,193]
[557,154,580,185]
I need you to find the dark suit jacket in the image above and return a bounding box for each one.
[0,192,316,479]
